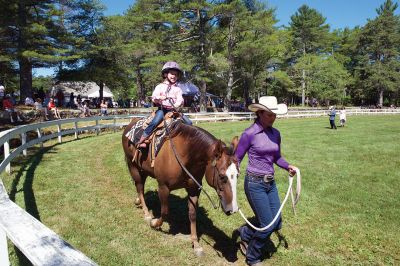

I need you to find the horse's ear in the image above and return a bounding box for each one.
[230,136,239,153]
[213,140,224,158]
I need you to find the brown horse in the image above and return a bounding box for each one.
[122,118,239,255]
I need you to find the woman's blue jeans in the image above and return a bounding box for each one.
[240,174,282,265]
[143,108,192,138]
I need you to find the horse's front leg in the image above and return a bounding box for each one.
[151,184,169,229]
[188,195,204,256]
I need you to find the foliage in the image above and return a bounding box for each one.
[353,0,400,106]
[293,54,352,105]
[2,0,400,106]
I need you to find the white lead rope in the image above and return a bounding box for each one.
[238,167,301,232]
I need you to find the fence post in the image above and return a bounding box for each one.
[4,141,10,174]
[95,119,100,136]
[21,132,27,156]
[37,128,43,148]
[57,123,62,143]
[0,227,10,266]
[74,121,78,139]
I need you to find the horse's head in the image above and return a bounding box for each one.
[206,136,239,215]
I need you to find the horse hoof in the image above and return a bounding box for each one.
[144,215,152,224]
[150,218,161,229]
[193,247,204,257]
[134,197,141,206]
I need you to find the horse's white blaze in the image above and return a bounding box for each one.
[222,162,239,213]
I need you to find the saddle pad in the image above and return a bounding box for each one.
[125,115,182,156]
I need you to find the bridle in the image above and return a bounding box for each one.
[162,116,220,209]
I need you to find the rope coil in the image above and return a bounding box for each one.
[238,167,301,231]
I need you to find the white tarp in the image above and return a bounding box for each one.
[87,90,113,98]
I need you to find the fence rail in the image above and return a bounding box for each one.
[0,108,399,265]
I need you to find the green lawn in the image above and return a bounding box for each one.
[2,115,400,265]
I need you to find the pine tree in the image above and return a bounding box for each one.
[355,0,400,106]
[289,5,330,105]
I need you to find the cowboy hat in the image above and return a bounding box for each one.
[248,96,287,115]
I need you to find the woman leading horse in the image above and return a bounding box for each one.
[122,118,239,255]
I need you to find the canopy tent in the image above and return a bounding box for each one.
[53,81,114,99]
[87,90,113,98]
[178,82,218,98]
[178,82,199,96]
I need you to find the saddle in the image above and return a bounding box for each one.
[125,111,183,167]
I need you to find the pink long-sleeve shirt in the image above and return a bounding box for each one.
[151,82,184,110]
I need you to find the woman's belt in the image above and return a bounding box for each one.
[246,171,275,183]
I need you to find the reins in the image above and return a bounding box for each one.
[162,99,219,209]
[238,167,301,231]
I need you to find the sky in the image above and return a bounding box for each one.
[100,0,395,29]
[35,0,397,77]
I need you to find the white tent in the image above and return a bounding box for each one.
[87,90,113,98]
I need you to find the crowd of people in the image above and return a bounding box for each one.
[0,85,116,124]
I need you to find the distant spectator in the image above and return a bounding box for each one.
[34,98,48,121]
[9,92,16,105]
[38,87,45,102]
[328,106,337,129]
[2,95,23,123]
[48,97,61,119]
[100,99,108,116]
[68,92,75,108]
[339,107,347,127]
[0,84,4,109]
[25,96,35,106]
[56,90,64,107]
[78,100,91,117]
[76,94,82,105]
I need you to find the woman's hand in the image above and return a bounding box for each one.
[288,165,297,176]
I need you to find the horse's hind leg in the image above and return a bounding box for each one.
[128,162,152,223]
[150,184,169,229]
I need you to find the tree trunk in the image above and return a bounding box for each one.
[379,89,384,107]
[99,80,104,102]
[301,43,306,106]
[198,8,208,113]
[301,69,306,106]
[18,1,32,103]
[19,57,32,103]
[135,63,145,106]
[224,70,234,112]
[224,16,235,112]
[199,80,207,112]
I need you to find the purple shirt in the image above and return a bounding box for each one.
[235,120,289,176]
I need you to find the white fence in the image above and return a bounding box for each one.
[187,108,400,123]
[0,109,399,265]
[0,115,143,266]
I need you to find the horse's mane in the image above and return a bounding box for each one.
[169,121,218,156]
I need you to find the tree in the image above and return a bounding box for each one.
[289,5,330,105]
[0,0,104,102]
[293,54,351,106]
[355,0,400,106]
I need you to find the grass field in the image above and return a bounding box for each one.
[2,115,400,265]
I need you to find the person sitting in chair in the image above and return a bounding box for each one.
[137,61,192,148]
[2,95,23,123]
